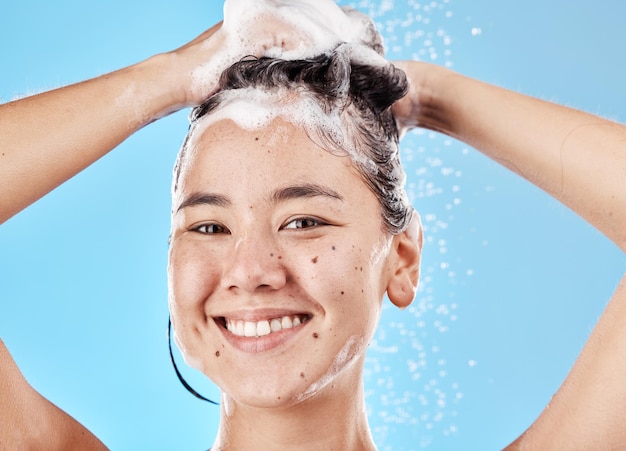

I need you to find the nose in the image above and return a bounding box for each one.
[220,232,287,293]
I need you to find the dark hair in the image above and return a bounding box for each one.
[173,46,412,234]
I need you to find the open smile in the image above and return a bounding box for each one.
[219,314,311,338]
[214,313,312,353]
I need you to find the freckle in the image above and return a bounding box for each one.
[270,253,274,257]
[277,396,281,400]
[300,372,305,378]
[215,351,220,357]
[354,267,358,270]
[332,246,336,251]
[360,267,363,272]
[313,333,319,338]
[278,256,283,260]
[311,256,318,264]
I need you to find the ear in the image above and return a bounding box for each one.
[386,211,423,309]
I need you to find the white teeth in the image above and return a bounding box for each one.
[257,320,271,336]
[270,318,282,332]
[281,316,293,329]
[226,315,307,337]
[232,320,243,336]
[244,321,257,337]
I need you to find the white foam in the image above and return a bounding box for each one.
[190,0,387,99]
[294,335,363,403]
[223,0,382,59]
[187,87,377,174]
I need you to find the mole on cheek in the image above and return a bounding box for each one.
[332,246,336,251]
[300,372,305,379]
[215,351,220,357]
[311,256,318,264]
[313,332,319,339]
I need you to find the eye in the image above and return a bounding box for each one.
[283,217,326,230]
[191,223,230,234]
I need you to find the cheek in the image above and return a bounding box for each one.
[168,243,222,359]
[169,242,221,310]
[308,243,383,323]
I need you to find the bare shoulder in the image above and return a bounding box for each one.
[0,339,107,450]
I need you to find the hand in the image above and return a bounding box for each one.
[391,61,455,137]
[165,0,376,107]
[391,61,422,136]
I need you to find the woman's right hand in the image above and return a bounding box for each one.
[0,1,356,223]
[164,0,372,109]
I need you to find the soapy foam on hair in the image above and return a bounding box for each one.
[185,86,378,176]
[178,2,414,235]
[190,0,387,100]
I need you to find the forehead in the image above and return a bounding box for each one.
[176,118,362,198]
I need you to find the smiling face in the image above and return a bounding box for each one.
[168,117,417,408]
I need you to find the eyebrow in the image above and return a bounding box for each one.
[176,192,231,212]
[270,183,344,204]
[176,183,343,213]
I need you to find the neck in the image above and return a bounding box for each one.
[211,359,376,451]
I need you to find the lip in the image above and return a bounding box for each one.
[214,309,312,354]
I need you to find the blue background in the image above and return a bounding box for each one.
[1,1,625,449]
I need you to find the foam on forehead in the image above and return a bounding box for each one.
[187,87,376,173]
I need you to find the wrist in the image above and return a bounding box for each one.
[125,53,191,122]
[407,63,460,136]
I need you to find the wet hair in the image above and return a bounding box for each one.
[173,46,412,234]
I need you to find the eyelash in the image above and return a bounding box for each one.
[190,216,327,235]
[282,216,326,230]
[191,223,230,235]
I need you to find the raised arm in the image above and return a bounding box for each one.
[394,61,626,448]
[0,0,337,225]
[394,61,626,253]
[0,339,107,449]
[0,23,228,225]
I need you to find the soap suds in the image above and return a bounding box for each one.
[294,335,362,403]
[190,0,388,100]
[187,86,377,174]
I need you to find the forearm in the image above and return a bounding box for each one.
[404,63,626,251]
[0,53,185,224]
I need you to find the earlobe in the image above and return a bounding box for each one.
[387,211,423,309]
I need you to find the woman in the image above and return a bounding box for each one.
[1,2,625,450]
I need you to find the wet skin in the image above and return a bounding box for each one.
[168,118,407,409]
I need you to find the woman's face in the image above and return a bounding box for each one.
[168,118,411,408]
